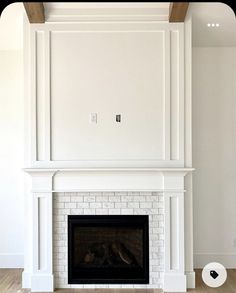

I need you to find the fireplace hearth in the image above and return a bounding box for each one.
[68,215,149,284]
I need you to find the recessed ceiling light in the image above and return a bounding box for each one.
[207,23,211,27]
[216,23,220,27]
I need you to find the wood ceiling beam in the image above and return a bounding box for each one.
[169,2,189,22]
[23,2,45,23]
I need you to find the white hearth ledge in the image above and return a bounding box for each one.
[23,167,194,292]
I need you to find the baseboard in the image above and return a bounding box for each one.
[194,253,236,269]
[163,273,187,292]
[0,253,24,268]
[22,270,31,289]
[31,274,54,292]
[186,271,195,288]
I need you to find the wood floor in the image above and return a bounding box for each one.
[0,269,236,293]
[188,269,236,293]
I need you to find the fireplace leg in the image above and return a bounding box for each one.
[163,174,187,292]
[22,171,55,292]
[31,192,54,291]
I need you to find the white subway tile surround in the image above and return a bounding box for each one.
[53,192,164,289]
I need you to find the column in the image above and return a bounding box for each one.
[163,172,187,292]
[23,170,55,292]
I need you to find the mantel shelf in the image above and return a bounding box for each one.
[23,167,195,174]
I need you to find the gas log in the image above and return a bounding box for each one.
[83,241,138,267]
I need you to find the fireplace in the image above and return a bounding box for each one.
[22,5,194,291]
[23,172,191,292]
[68,215,149,284]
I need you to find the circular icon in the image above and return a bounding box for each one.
[202,262,227,288]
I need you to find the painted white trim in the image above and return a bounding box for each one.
[31,274,54,292]
[164,28,171,161]
[163,273,187,292]
[22,270,31,288]
[30,160,186,169]
[0,253,24,268]
[163,190,186,292]
[186,271,195,289]
[44,3,170,22]
[26,21,186,169]
[23,170,190,292]
[44,30,51,162]
[194,253,236,269]
[45,2,170,9]
[33,189,187,193]
[23,11,193,292]
[183,14,195,290]
[24,167,194,173]
[46,12,169,23]
[23,168,193,194]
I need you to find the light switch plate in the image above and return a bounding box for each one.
[90,113,97,123]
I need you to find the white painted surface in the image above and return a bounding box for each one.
[163,190,186,292]
[193,47,236,268]
[44,2,170,22]
[23,168,190,292]
[0,253,24,269]
[183,13,195,288]
[22,5,193,291]
[51,30,165,161]
[189,3,236,47]
[0,51,24,267]
[0,3,24,50]
[27,22,185,168]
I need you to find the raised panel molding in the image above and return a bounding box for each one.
[36,31,46,161]
[32,30,51,162]
[28,22,186,168]
[23,15,194,293]
[50,30,165,162]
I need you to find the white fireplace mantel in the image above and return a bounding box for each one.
[24,167,194,193]
[22,7,194,291]
[23,167,193,292]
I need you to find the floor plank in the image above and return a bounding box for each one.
[185,269,236,293]
[0,269,236,292]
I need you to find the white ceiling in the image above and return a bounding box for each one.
[189,2,236,47]
[0,2,235,50]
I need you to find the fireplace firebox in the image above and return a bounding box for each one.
[68,215,149,284]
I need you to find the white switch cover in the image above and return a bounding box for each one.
[90,113,97,123]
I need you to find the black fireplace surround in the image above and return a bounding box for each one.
[68,215,149,284]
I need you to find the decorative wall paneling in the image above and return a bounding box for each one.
[23,14,194,292]
[28,22,185,169]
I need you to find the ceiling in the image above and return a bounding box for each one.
[0,2,235,50]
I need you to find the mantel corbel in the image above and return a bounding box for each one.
[24,168,58,192]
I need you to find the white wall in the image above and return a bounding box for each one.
[0,51,24,267]
[0,3,23,51]
[193,47,236,268]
